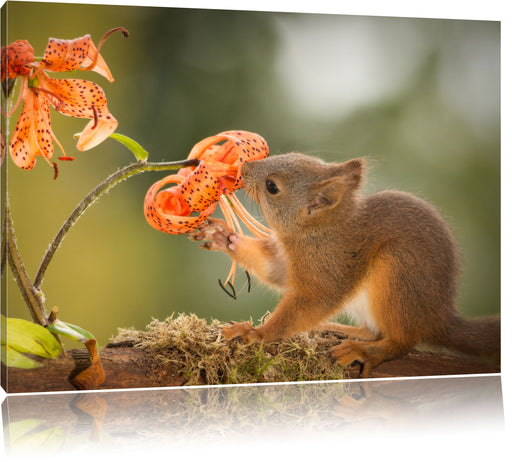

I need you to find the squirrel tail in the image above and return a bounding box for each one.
[431,314,501,363]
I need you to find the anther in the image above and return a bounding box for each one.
[84,27,129,72]
[91,105,98,129]
[245,270,251,293]
[218,279,237,299]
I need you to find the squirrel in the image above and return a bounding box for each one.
[191,153,500,377]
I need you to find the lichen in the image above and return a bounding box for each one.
[112,313,347,385]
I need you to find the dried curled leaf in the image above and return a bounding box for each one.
[71,339,106,390]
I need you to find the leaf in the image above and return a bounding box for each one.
[48,320,101,356]
[1,345,43,369]
[60,321,96,340]
[2,316,62,359]
[109,132,149,161]
[12,426,65,453]
[8,419,45,441]
[46,319,89,343]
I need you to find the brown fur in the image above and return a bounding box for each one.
[192,153,500,377]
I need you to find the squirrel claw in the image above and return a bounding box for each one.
[222,321,262,343]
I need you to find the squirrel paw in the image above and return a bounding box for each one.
[222,321,262,342]
[331,341,373,378]
[189,218,238,253]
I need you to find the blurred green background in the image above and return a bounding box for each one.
[3,2,500,347]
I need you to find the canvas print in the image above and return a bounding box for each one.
[0,1,500,393]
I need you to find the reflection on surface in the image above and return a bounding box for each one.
[2,375,504,458]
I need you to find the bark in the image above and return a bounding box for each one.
[2,345,500,394]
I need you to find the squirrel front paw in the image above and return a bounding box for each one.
[189,217,238,253]
[222,321,262,342]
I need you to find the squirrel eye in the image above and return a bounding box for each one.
[265,179,279,195]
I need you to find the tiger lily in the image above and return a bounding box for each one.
[1,28,126,171]
[144,130,271,288]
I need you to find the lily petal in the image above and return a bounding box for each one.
[9,84,53,169]
[76,111,118,151]
[36,75,117,150]
[79,39,114,83]
[38,76,109,118]
[186,130,269,193]
[42,35,114,82]
[144,174,217,234]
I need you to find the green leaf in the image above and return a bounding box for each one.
[9,419,65,453]
[60,321,96,340]
[8,419,45,441]
[1,345,43,369]
[46,320,88,343]
[3,316,62,359]
[14,426,65,450]
[47,320,97,354]
[109,132,149,161]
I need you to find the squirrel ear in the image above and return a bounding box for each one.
[336,158,364,189]
[305,158,364,217]
[306,176,346,216]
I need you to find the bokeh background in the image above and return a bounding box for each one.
[3,1,500,347]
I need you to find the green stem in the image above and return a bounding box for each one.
[33,158,199,290]
[6,201,48,326]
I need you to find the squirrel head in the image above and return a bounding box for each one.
[241,153,364,233]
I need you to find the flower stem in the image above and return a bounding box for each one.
[6,201,48,326]
[33,158,199,290]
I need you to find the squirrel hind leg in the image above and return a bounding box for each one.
[331,248,420,376]
[316,322,379,341]
[331,337,413,378]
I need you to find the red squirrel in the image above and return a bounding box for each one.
[191,153,500,377]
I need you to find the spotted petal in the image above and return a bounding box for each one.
[186,130,269,192]
[9,85,53,169]
[76,111,118,151]
[42,35,113,82]
[39,76,107,118]
[38,75,117,151]
[144,174,217,235]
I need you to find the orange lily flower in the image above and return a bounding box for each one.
[1,40,34,81]
[1,28,126,171]
[144,130,272,288]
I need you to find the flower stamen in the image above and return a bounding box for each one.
[228,194,271,238]
[91,105,98,130]
[30,85,65,112]
[83,27,129,72]
[218,279,237,299]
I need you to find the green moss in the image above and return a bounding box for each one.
[113,313,347,385]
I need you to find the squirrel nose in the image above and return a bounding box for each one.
[241,162,252,177]
[241,158,263,176]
